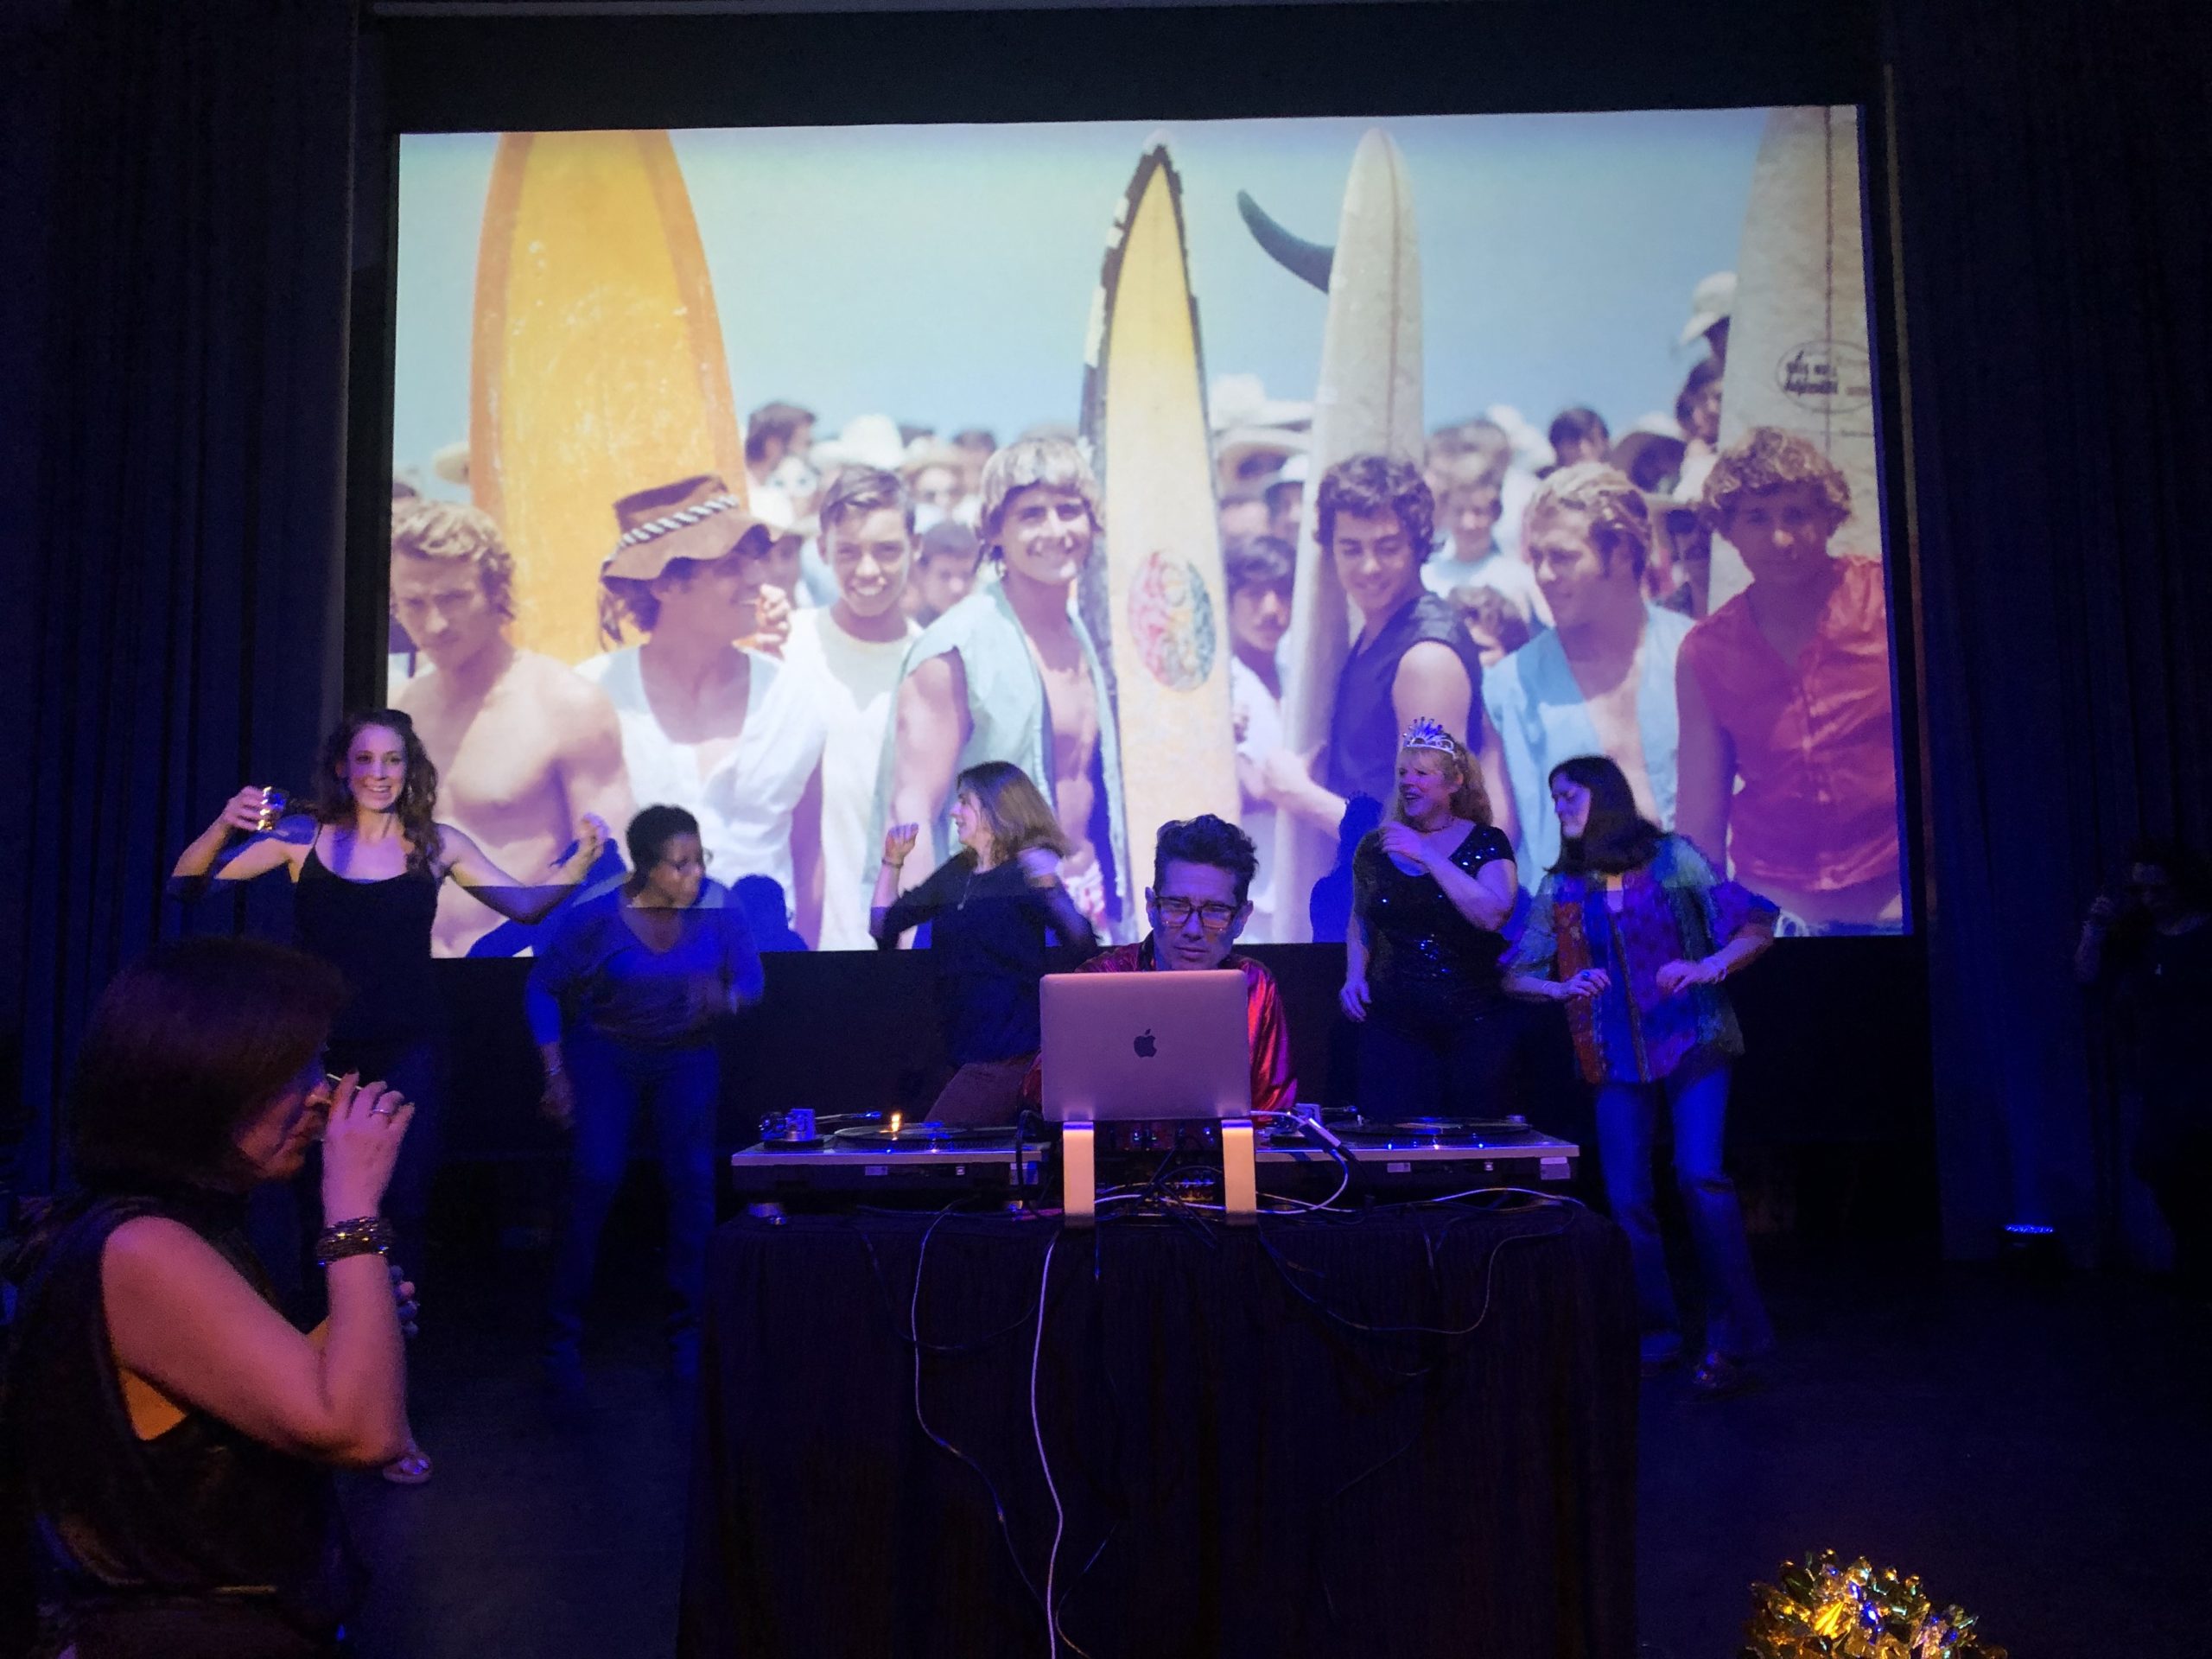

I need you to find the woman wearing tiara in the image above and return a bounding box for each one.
[1338,718,1521,1120]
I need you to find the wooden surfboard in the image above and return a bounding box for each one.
[1708,105,1881,612]
[1269,130,1424,942]
[469,130,747,667]
[1080,142,1239,890]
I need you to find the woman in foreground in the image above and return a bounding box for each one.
[2,938,414,1657]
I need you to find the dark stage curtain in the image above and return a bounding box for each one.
[0,0,358,1190]
[1885,0,2212,1257]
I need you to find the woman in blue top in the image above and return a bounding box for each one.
[1503,753,1777,1392]
[528,804,764,1385]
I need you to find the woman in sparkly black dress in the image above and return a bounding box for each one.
[1340,719,1519,1118]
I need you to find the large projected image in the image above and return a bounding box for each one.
[386,106,1901,955]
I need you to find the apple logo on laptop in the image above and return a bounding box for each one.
[1133,1028,1157,1059]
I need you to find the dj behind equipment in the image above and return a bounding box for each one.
[735,799,1578,1219]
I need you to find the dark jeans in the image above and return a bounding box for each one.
[547,1029,720,1359]
[2139,1120,2212,1295]
[1593,1052,1772,1363]
[1356,1001,1518,1119]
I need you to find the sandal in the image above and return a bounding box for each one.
[381,1442,434,1485]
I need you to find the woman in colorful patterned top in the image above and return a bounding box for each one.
[1504,753,1777,1393]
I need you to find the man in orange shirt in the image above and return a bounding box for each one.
[1674,428,1902,933]
[1027,815,1296,1115]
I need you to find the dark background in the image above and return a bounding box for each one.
[5,0,2207,1268]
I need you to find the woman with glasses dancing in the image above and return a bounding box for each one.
[873,760,1098,1126]
[1503,753,1777,1393]
[527,804,764,1387]
[1338,718,1521,1119]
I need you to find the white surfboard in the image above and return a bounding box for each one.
[1708,105,1881,611]
[1270,129,1424,942]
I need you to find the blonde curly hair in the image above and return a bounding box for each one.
[1700,427,1852,534]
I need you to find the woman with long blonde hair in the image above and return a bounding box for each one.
[871,760,1097,1124]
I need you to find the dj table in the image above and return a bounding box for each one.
[678,1204,1637,1658]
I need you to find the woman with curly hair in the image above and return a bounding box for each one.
[1674,426,1901,934]
[170,709,606,1480]
[872,760,1097,1124]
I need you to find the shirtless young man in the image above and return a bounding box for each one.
[580,475,828,946]
[388,500,634,957]
[1478,463,1693,887]
[872,436,1128,931]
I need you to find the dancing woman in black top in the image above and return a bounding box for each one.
[1340,718,1520,1117]
[871,760,1096,1125]
[0,939,414,1658]
[170,709,604,1480]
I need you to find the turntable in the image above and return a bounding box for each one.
[1255,1111,1578,1198]
[729,1112,1043,1208]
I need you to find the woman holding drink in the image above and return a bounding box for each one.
[171,709,606,1479]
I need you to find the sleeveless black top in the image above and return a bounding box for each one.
[1325,592,1488,805]
[1353,823,1516,1024]
[293,841,441,1049]
[0,1191,365,1649]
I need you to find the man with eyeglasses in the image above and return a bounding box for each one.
[1025,815,1296,1115]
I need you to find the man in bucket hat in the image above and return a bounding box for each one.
[578,475,829,944]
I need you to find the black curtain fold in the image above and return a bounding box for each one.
[1885,0,2212,1255]
[2,0,357,1190]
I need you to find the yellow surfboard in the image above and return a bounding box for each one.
[1270,130,1424,942]
[470,130,747,666]
[1081,143,1239,873]
[1709,105,1880,611]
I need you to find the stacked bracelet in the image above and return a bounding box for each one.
[315,1216,396,1268]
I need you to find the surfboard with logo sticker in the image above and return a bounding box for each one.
[468,130,747,668]
[1707,105,1881,612]
[1269,129,1424,942]
[1079,142,1239,880]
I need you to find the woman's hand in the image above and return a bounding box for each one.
[566,814,610,874]
[321,1074,413,1222]
[1654,957,1719,995]
[1258,747,1311,804]
[1016,846,1063,889]
[1559,967,1611,1002]
[1338,971,1371,1022]
[217,785,272,836]
[2084,893,2117,931]
[541,1068,575,1129]
[881,822,919,869]
[1376,823,1431,871]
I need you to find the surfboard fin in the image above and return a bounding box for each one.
[1236,191,1333,293]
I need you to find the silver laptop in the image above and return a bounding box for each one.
[1039,969,1251,1122]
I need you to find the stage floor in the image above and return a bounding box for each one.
[338,1217,2210,1659]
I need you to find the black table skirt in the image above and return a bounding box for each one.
[680,1204,1637,1659]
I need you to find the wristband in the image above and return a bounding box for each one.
[315,1216,395,1268]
